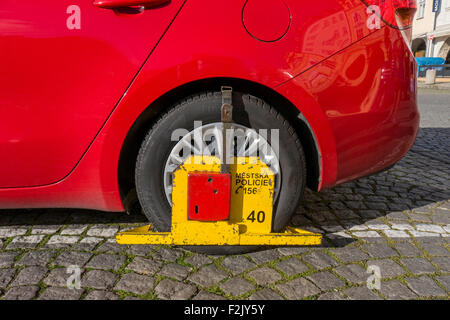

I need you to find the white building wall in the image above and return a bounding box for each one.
[435,0,450,27]
[413,0,435,38]
[412,0,450,59]
[434,0,450,59]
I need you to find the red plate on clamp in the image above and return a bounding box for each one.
[187,172,231,221]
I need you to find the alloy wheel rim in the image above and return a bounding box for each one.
[163,122,281,205]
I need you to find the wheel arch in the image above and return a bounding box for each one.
[117,77,321,209]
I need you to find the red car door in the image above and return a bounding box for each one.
[0,0,185,188]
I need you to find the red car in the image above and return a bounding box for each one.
[0,0,418,234]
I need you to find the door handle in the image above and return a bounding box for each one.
[93,0,170,10]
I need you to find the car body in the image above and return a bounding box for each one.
[0,0,419,213]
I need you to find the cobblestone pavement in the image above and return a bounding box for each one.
[0,89,449,300]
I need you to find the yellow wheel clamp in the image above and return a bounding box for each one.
[116,155,322,246]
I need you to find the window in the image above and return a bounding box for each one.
[417,0,426,19]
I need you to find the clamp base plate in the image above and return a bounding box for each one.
[116,224,322,246]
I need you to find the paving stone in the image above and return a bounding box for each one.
[435,275,450,291]
[86,226,118,238]
[275,258,309,276]
[415,224,446,234]
[333,264,367,284]
[16,250,56,266]
[84,290,119,300]
[436,203,450,211]
[276,277,320,299]
[321,224,345,233]
[290,214,315,226]
[406,276,447,297]
[329,201,350,210]
[39,287,83,300]
[413,205,435,214]
[416,236,446,244]
[152,247,183,262]
[31,225,61,235]
[330,247,370,263]
[128,245,155,257]
[307,271,346,291]
[159,263,191,280]
[126,257,163,275]
[45,235,79,248]
[342,286,382,300]
[43,268,72,287]
[367,223,391,230]
[8,235,45,249]
[221,256,256,275]
[0,227,28,238]
[334,209,361,220]
[393,242,422,257]
[154,279,197,300]
[219,277,255,296]
[82,270,117,290]
[391,223,415,231]
[359,210,383,219]
[247,267,282,286]
[431,256,450,273]
[85,253,125,271]
[12,266,47,286]
[52,251,92,267]
[326,234,354,246]
[327,231,352,239]
[74,237,103,251]
[347,224,368,231]
[0,268,15,289]
[248,249,280,264]
[114,273,154,295]
[96,241,128,253]
[249,288,284,300]
[383,229,410,238]
[431,214,450,225]
[408,213,432,223]
[409,228,441,237]
[277,246,310,256]
[305,210,338,224]
[400,258,437,275]
[367,259,406,278]
[0,252,19,268]
[362,243,398,259]
[302,251,339,269]
[192,290,227,300]
[3,285,39,300]
[379,280,418,300]
[317,291,347,300]
[61,225,88,235]
[184,254,212,268]
[188,265,228,288]
[353,231,381,238]
[386,211,409,221]
[419,242,449,256]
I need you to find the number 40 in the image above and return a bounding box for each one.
[246,210,265,223]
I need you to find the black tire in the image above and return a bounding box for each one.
[135,91,306,255]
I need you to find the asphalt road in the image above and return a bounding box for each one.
[0,88,448,300]
[418,89,450,128]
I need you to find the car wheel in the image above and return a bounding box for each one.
[135,91,306,254]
